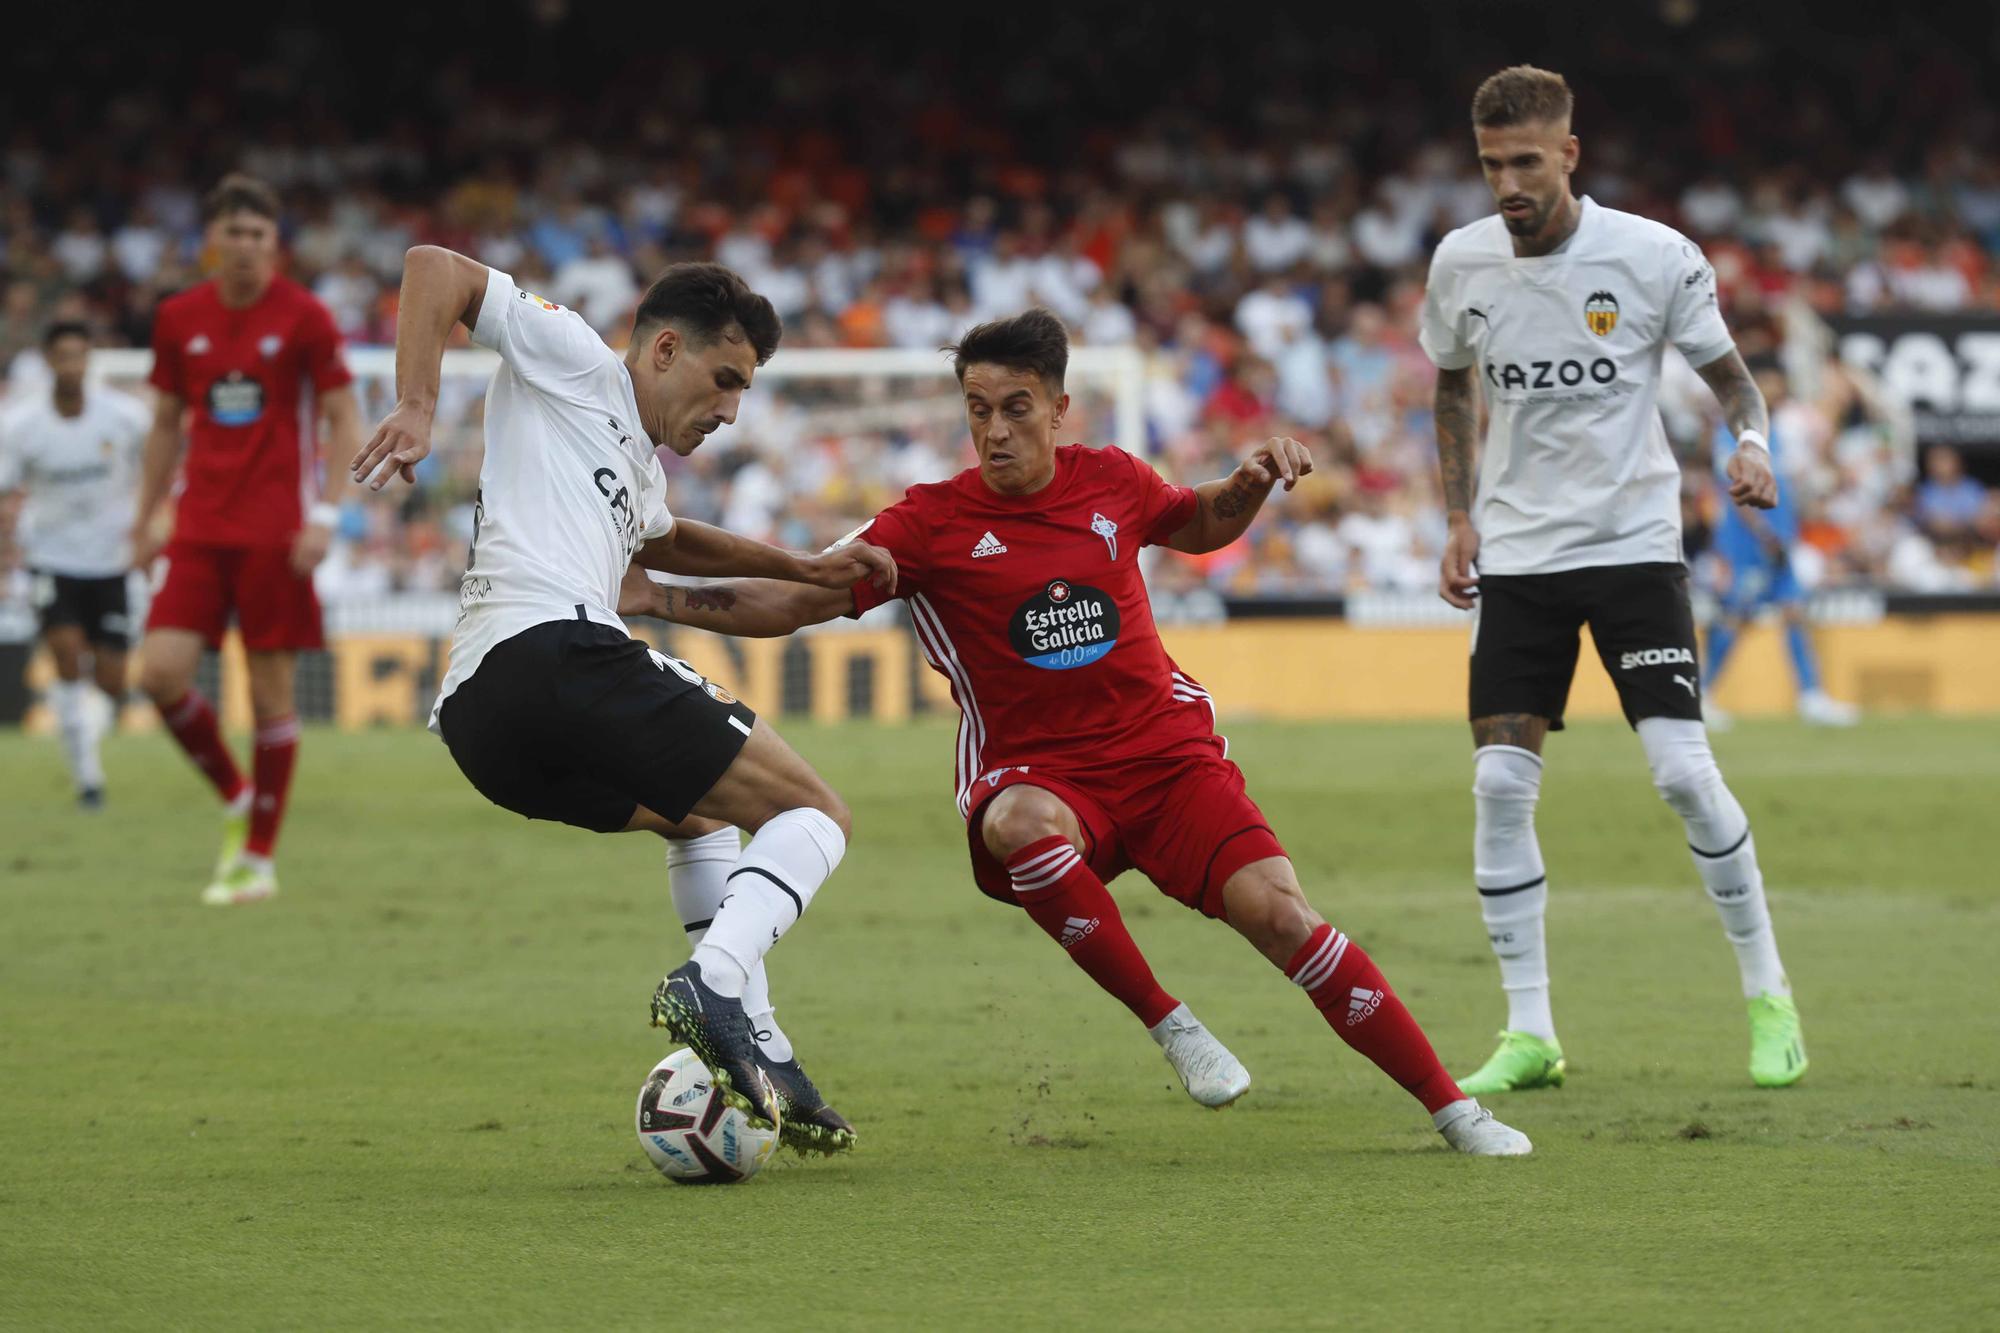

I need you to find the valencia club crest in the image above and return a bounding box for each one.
[1584,290,1619,337]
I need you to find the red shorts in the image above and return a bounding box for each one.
[965,748,1287,921]
[146,541,325,652]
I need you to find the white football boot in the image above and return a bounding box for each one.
[1149,1003,1252,1108]
[1798,690,1860,727]
[1433,1098,1533,1156]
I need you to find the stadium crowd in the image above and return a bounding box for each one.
[3,7,1997,604]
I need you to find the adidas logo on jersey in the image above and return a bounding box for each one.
[1058,916,1098,949]
[971,531,1008,558]
[1345,986,1384,1026]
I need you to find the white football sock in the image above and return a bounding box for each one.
[50,680,105,792]
[667,826,793,1062]
[1638,718,1789,998]
[1473,745,1555,1041]
[690,807,845,1001]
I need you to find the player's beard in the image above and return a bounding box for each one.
[1500,194,1555,237]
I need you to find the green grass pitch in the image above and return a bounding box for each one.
[3,717,1996,1328]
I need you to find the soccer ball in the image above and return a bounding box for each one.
[635,1048,778,1184]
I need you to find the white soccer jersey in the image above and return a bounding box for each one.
[430,267,674,731]
[1420,196,1735,574]
[0,387,149,577]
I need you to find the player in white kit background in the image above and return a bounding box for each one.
[0,322,149,807]
[1421,67,1808,1093]
[352,247,896,1153]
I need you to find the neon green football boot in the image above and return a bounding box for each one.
[213,800,250,881]
[1748,993,1808,1087]
[1458,1031,1566,1095]
[201,858,277,907]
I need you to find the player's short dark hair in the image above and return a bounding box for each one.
[203,173,281,223]
[946,308,1069,392]
[43,320,91,349]
[633,262,783,366]
[1471,66,1574,130]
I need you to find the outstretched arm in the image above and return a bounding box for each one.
[1435,364,1481,609]
[619,567,858,638]
[634,519,897,596]
[1165,436,1314,554]
[1694,348,1777,510]
[351,246,490,490]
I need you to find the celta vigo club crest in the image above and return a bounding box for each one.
[1090,512,1119,561]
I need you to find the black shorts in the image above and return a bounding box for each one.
[437,617,757,834]
[1470,561,1703,730]
[31,570,131,649]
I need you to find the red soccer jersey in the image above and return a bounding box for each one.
[852,444,1217,817]
[148,275,353,547]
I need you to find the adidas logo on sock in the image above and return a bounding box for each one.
[1345,986,1383,1026]
[971,531,1008,558]
[1058,915,1098,948]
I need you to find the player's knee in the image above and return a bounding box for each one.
[1223,864,1320,958]
[814,790,853,842]
[1642,728,1721,814]
[247,678,294,723]
[138,656,187,705]
[980,790,1072,861]
[1258,884,1320,950]
[1472,746,1543,818]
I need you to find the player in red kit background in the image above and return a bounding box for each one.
[623,309,1534,1155]
[132,174,363,906]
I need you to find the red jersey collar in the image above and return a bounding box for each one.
[964,443,1085,506]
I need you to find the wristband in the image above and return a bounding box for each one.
[1735,430,1768,453]
[309,501,340,529]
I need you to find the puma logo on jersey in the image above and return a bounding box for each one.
[1619,647,1695,670]
[971,531,1008,558]
[1674,673,1697,697]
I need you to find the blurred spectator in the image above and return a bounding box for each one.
[1915,446,1994,555]
[553,234,641,335]
[1243,194,1313,273]
[4,3,2000,601]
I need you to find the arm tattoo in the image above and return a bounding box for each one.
[1696,350,1769,442]
[1434,367,1479,514]
[686,586,738,611]
[1209,475,1260,520]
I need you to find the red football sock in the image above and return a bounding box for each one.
[1287,922,1464,1114]
[1006,835,1179,1028]
[244,714,300,859]
[159,691,248,803]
